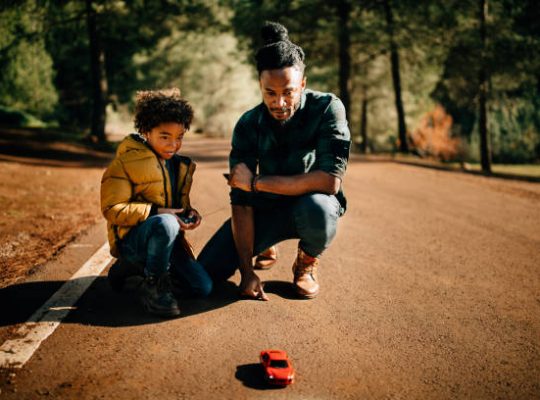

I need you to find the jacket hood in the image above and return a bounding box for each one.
[116,133,150,157]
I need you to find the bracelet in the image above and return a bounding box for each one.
[251,175,260,193]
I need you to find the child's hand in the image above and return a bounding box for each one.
[156,208,201,230]
[157,207,187,226]
[178,209,202,231]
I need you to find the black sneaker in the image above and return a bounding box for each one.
[107,259,142,292]
[140,274,181,318]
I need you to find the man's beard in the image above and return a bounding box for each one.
[271,99,302,126]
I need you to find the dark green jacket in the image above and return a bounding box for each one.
[230,89,351,212]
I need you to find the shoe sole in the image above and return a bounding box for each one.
[254,258,277,270]
[294,284,320,299]
[295,290,319,299]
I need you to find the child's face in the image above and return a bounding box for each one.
[143,122,185,160]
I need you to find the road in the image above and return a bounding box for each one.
[1,137,539,399]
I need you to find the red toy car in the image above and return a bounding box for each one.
[259,349,295,386]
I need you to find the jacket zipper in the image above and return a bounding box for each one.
[141,138,170,207]
[157,158,169,207]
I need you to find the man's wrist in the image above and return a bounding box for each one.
[239,264,255,277]
[251,175,260,193]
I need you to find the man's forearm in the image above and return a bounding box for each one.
[231,205,255,275]
[254,170,340,196]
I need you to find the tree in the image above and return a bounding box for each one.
[336,0,352,115]
[477,0,491,173]
[44,0,218,140]
[431,0,540,164]
[86,0,108,142]
[0,1,58,119]
[382,0,408,153]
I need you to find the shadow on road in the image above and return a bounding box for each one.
[235,363,286,390]
[263,280,306,300]
[0,278,239,327]
[0,142,114,168]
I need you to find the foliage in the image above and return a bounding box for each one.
[410,106,459,161]
[0,0,538,162]
[43,0,219,129]
[133,30,260,136]
[0,105,46,127]
[430,0,540,162]
[0,1,58,118]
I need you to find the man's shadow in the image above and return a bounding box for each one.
[262,280,307,300]
[0,277,239,327]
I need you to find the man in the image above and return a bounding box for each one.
[198,22,350,300]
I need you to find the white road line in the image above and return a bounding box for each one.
[0,243,112,369]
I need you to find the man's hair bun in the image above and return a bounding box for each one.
[261,21,289,45]
[255,21,305,74]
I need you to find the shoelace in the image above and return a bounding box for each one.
[294,260,318,278]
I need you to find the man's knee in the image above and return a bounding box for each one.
[293,194,340,251]
[195,279,213,297]
[148,214,180,240]
[294,194,340,226]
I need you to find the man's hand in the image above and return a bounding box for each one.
[239,270,269,301]
[229,163,253,192]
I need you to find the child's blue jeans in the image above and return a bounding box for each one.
[197,193,343,282]
[118,214,213,297]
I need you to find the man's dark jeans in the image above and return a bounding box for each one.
[198,193,343,282]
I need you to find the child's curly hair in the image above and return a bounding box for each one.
[134,88,194,133]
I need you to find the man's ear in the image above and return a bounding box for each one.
[301,76,307,90]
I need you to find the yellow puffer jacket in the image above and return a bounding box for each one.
[101,134,196,258]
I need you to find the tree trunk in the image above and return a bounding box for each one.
[478,0,491,174]
[383,0,408,153]
[86,0,108,142]
[336,0,351,115]
[359,86,368,153]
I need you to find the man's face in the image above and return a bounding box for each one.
[143,122,185,160]
[259,66,306,123]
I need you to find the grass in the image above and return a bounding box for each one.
[457,163,540,178]
[389,153,540,180]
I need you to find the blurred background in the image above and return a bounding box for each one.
[1,0,539,173]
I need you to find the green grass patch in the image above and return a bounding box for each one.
[0,105,47,128]
[391,153,540,179]
[456,163,540,178]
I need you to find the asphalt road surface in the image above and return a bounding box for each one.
[1,138,539,399]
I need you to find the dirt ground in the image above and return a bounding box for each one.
[0,132,539,399]
[0,128,112,288]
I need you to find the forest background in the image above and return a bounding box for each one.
[1,0,539,173]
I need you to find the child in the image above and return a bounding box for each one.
[101,88,212,318]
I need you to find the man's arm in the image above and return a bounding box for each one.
[231,205,268,301]
[230,96,349,198]
[227,113,268,301]
[244,166,340,196]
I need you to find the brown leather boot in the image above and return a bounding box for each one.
[292,248,320,299]
[254,246,278,270]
